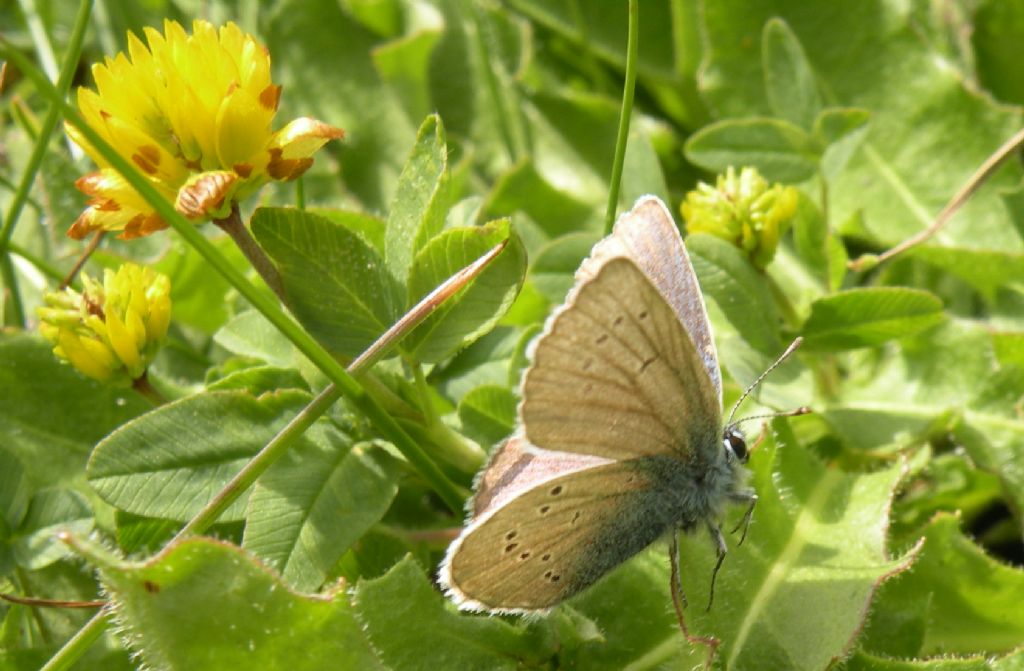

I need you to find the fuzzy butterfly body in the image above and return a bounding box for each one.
[439,196,753,614]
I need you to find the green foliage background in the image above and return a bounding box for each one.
[2,1,1024,669]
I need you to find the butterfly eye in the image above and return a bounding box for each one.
[723,429,748,463]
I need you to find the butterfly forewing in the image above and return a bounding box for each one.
[582,196,721,400]
[443,460,670,611]
[522,258,720,461]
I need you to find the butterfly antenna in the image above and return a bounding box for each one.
[725,337,804,428]
[731,405,812,429]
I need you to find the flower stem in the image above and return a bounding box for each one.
[849,126,1024,271]
[176,383,342,539]
[0,0,91,326]
[60,230,104,289]
[214,205,286,302]
[604,0,639,235]
[39,610,108,671]
[131,372,166,406]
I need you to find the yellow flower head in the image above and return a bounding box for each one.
[37,264,171,385]
[681,166,798,269]
[65,20,344,240]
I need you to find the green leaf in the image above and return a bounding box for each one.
[814,107,871,180]
[0,446,29,540]
[525,91,621,205]
[265,0,414,209]
[482,160,596,240]
[87,391,312,522]
[500,280,550,327]
[992,331,1024,369]
[214,311,298,369]
[529,232,599,304]
[802,288,945,351]
[973,1,1024,107]
[890,453,1004,551]
[457,384,517,449]
[252,207,401,359]
[565,550,687,669]
[206,365,310,396]
[10,489,93,570]
[762,18,822,129]
[618,124,670,211]
[558,423,916,669]
[243,438,400,593]
[149,236,246,334]
[74,536,382,670]
[373,29,443,125]
[402,220,527,362]
[503,0,706,127]
[699,3,1023,250]
[955,406,1024,539]
[669,422,918,671]
[431,326,522,403]
[846,648,1024,671]
[685,233,782,355]
[791,191,830,288]
[352,556,551,669]
[308,208,387,253]
[115,511,180,556]
[911,246,1024,300]
[0,334,149,487]
[862,514,1024,657]
[684,117,819,183]
[385,114,452,287]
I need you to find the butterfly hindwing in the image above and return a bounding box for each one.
[471,434,614,518]
[442,459,672,612]
[522,257,721,461]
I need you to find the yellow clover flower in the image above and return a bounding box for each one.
[65,19,344,240]
[37,264,171,385]
[681,166,798,269]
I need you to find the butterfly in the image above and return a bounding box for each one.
[439,195,800,642]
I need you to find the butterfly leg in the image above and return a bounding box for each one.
[705,522,728,613]
[669,532,688,611]
[669,531,721,665]
[729,491,758,545]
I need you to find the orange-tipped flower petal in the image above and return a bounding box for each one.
[65,19,343,240]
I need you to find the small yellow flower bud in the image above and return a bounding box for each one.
[37,264,171,385]
[681,166,798,269]
[65,19,344,240]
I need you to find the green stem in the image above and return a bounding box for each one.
[604,0,638,236]
[1,258,25,327]
[38,235,508,671]
[420,419,485,473]
[0,0,92,326]
[39,611,108,671]
[214,206,286,302]
[295,176,306,209]
[1,44,464,515]
[176,384,342,539]
[411,361,439,427]
[131,372,167,406]
[408,361,484,472]
[7,242,66,284]
[175,236,502,536]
